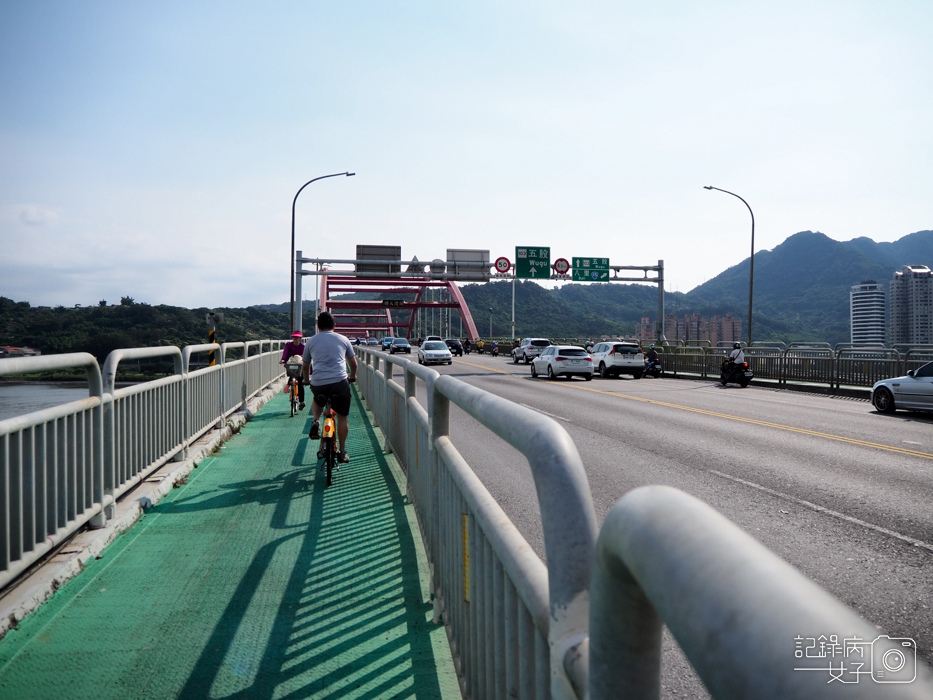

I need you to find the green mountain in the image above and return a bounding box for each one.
[4,230,932,356]
[685,230,933,343]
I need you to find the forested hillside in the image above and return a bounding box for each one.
[0,297,293,362]
[4,230,933,356]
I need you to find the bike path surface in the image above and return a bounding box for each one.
[0,388,460,699]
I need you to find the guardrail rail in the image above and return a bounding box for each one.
[0,340,286,589]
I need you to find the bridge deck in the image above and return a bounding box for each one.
[0,389,460,699]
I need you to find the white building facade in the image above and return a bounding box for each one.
[849,281,887,346]
[889,265,933,346]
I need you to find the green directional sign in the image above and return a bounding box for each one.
[515,246,551,279]
[572,257,610,281]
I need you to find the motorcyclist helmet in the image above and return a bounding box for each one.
[733,342,741,349]
[649,344,655,349]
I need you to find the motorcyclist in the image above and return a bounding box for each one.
[728,342,745,366]
[645,344,660,365]
[464,338,472,354]
[477,339,485,354]
[491,340,499,356]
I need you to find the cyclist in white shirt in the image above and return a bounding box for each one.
[301,312,358,464]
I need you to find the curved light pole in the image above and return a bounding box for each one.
[290,172,355,332]
[704,186,755,347]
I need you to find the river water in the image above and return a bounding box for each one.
[0,384,93,422]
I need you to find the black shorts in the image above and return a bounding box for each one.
[311,379,352,416]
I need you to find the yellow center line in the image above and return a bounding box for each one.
[456,358,515,376]
[564,382,933,459]
[463,361,932,460]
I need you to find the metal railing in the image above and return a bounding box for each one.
[357,348,596,699]
[0,340,286,589]
[355,347,933,699]
[660,343,933,390]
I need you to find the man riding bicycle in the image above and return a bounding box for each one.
[301,312,357,464]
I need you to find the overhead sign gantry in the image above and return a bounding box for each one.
[294,245,667,343]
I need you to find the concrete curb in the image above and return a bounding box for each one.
[0,379,287,640]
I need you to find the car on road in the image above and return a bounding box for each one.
[590,341,645,379]
[390,338,412,354]
[418,340,453,365]
[530,345,593,381]
[512,338,551,364]
[445,339,463,356]
[871,361,933,413]
[365,337,379,346]
[381,337,395,350]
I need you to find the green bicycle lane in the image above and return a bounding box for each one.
[0,388,460,699]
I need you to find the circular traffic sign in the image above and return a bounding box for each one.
[495,256,511,273]
[553,257,570,274]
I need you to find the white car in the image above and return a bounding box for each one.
[531,345,594,381]
[871,361,933,413]
[418,340,453,365]
[590,341,645,379]
[512,338,551,364]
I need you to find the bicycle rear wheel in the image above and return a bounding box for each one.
[325,443,335,486]
[289,382,297,417]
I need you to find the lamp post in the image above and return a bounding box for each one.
[704,186,755,347]
[489,307,493,338]
[290,172,355,333]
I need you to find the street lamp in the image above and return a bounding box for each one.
[488,307,494,338]
[704,186,755,347]
[290,172,355,332]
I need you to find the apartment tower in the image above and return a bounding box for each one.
[849,280,886,346]
[889,265,933,346]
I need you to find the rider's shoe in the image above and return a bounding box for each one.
[309,421,320,439]
[298,402,306,410]
[337,451,350,464]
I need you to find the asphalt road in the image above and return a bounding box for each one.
[401,350,933,697]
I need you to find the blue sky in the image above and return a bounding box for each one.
[1,1,931,309]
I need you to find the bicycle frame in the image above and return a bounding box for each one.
[317,400,338,486]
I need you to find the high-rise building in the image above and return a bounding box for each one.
[849,280,886,346]
[889,265,933,346]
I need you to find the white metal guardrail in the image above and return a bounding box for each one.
[355,347,933,699]
[0,340,286,589]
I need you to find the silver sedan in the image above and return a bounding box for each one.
[871,361,933,413]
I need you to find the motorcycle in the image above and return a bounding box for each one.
[491,344,499,357]
[720,358,753,387]
[642,358,662,378]
[464,342,472,355]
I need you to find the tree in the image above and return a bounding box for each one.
[98,300,107,307]
[120,296,135,306]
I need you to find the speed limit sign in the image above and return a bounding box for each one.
[495,256,511,273]
[553,258,570,274]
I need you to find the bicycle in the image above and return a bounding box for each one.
[285,361,303,417]
[313,377,354,487]
[316,398,338,486]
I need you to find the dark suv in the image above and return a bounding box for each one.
[445,339,464,356]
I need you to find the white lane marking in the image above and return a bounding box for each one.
[519,403,570,422]
[709,469,933,554]
[904,441,923,446]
